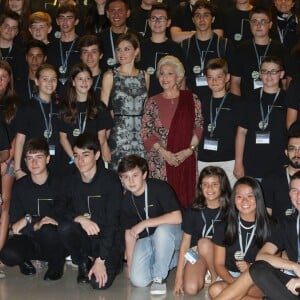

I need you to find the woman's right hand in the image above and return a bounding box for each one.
[173,276,184,295]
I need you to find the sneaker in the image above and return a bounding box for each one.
[150,277,167,295]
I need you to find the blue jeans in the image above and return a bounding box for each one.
[130,224,182,287]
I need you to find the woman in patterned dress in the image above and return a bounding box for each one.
[101,32,149,171]
[141,55,203,208]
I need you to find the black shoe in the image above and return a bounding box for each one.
[44,263,64,281]
[19,261,36,275]
[77,259,91,283]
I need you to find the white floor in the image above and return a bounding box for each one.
[0,263,211,300]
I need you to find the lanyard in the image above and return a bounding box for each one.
[109,28,116,62]
[238,215,256,258]
[297,215,300,262]
[35,96,53,141]
[93,73,101,91]
[131,183,149,235]
[252,39,271,72]
[209,93,228,137]
[259,88,280,129]
[77,111,87,133]
[195,34,213,74]
[1,45,12,60]
[59,39,76,71]
[201,208,221,237]
[27,79,33,99]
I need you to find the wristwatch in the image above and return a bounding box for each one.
[25,214,32,225]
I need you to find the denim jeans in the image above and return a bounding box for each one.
[130,224,182,287]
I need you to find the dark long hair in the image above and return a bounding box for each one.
[61,63,98,125]
[84,0,110,34]
[191,166,231,217]
[0,60,19,124]
[224,177,270,247]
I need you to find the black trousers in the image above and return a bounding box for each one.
[0,224,66,268]
[58,221,123,289]
[249,260,300,300]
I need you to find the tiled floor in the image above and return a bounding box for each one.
[0,263,210,300]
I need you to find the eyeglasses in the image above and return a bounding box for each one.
[250,19,270,26]
[149,16,168,23]
[193,12,212,19]
[260,69,282,75]
[287,146,300,152]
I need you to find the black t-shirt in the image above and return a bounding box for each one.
[286,74,300,123]
[121,178,180,239]
[10,173,60,233]
[231,39,295,96]
[268,214,298,262]
[14,77,37,104]
[15,98,62,174]
[182,33,235,98]
[220,7,253,48]
[237,89,287,178]
[213,219,260,272]
[261,167,292,222]
[270,13,299,53]
[98,27,142,72]
[0,120,9,151]
[127,7,151,39]
[56,167,122,260]
[138,38,185,97]
[198,92,240,162]
[46,38,81,100]
[183,206,221,247]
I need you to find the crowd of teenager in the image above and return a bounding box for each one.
[1,0,300,298]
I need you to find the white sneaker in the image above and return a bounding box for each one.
[150,277,167,295]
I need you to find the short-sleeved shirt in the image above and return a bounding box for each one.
[213,219,260,272]
[183,206,221,247]
[121,178,180,239]
[267,214,298,262]
[182,33,235,98]
[138,38,185,97]
[15,98,62,174]
[0,121,9,151]
[261,167,292,221]
[127,7,151,39]
[231,39,294,96]
[237,88,287,178]
[198,92,240,162]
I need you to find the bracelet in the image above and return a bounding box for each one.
[14,169,22,173]
[189,145,196,152]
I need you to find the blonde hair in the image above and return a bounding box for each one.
[156,55,185,83]
[29,11,52,26]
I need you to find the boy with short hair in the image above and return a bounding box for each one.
[118,155,182,295]
[28,11,52,45]
[198,57,240,186]
[0,138,66,280]
[57,133,123,289]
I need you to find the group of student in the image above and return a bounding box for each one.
[1,0,300,298]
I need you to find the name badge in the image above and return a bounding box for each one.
[196,75,208,87]
[253,79,263,89]
[255,131,270,144]
[49,145,56,156]
[184,248,199,265]
[203,138,218,151]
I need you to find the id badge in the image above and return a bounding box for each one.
[196,75,208,87]
[203,138,218,151]
[49,145,56,156]
[255,131,270,144]
[253,79,263,89]
[184,248,199,265]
